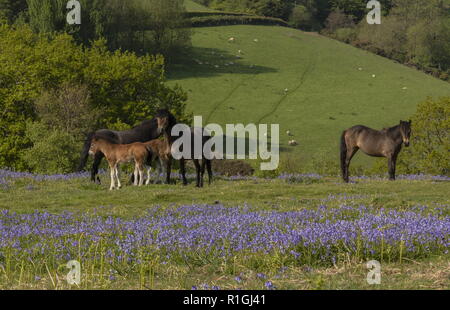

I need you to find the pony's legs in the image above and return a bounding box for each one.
[165,158,172,184]
[109,165,116,190]
[92,152,104,183]
[115,166,122,188]
[200,160,206,188]
[344,147,358,182]
[206,160,212,185]
[138,164,144,186]
[193,159,201,187]
[180,159,188,186]
[154,159,163,183]
[145,165,152,185]
[133,165,139,186]
[388,153,398,180]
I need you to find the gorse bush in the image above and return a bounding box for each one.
[0,23,188,171]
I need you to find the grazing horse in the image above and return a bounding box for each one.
[88,138,155,190]
[78,109,177,183]
[340,120,412,182]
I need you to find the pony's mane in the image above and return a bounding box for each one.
[132,109,177,130]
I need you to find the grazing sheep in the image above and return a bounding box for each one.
[228,37,235,43]
[288,140,298,146]
[286,130,292,136]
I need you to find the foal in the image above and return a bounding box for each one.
[340,120,412,182]
[88,137,154,190]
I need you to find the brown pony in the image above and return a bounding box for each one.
[88,138,155,190]
[340,120,412,182]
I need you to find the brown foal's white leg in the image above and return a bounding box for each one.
[133,164,139,186]
[139,169,144,186]
[109,164,116,190]
[145,165,152,185]
[115,165,122,189]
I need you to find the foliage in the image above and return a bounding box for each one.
[353,0,450,76]
[0,0,27,23]
[289,5,320,31]
[323,9,355,33]
[21,122,81,174]
[190,14,287,27]
[0,24,188,171]
[399,97,450,176]
[34,83,100,137]
[24,0,191,56]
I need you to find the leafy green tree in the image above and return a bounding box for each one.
[398,97,450,175]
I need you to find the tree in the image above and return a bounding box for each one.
[398,97,450,175]
[290,5,318,30]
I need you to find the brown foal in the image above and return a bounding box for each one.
[88,138,155,190]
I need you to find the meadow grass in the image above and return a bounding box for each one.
[0,171,448,290]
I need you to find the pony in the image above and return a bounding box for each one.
[152,116,213,187]
[178,127,213,188]
[340,120,412,182]
[88,138,155,190]
[78,109,177,183]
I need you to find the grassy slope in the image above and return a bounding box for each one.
[168,25,450,165]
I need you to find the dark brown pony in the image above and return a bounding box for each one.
[178,127,213,188]
[340,120,412,182]
[154,120,213,187]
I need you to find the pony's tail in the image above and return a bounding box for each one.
[340,131,347,180]
[77,132,95,171]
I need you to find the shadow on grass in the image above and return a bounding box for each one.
[167,47,277,80]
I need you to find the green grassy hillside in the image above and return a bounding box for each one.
[168,25,450,165]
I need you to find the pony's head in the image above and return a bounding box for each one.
[89,138,100,155]
[155,109,176,135]
[399,120,412,147]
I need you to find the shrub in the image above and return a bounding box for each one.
[21,122,81,174]
[190,15,288,27]
[323,9,355,34]
[398,97,450,176]
[334,27,356,43]
[34,83,100,138]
